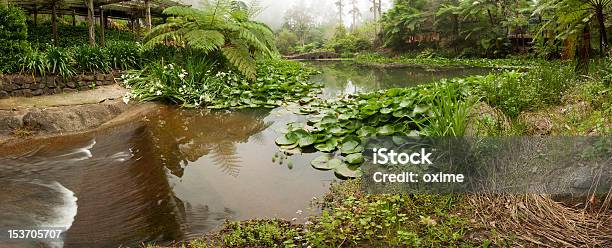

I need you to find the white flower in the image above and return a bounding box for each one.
[296,210,303,215]
[156,90,162,96]
[122,94,131,104]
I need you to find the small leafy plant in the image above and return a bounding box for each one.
[72,45,111,73]
[46,46,75,77]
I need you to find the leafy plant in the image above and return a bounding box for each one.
[46,46,75,77]
[19,48,48,76]
[106,41,142,70]
[144,0,277,79]
[72,45,111,73]
[0,4,30,73]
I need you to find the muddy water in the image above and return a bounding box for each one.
[0,62,489,247]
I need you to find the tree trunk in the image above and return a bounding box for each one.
[87,0,95,46]
[52,3,58,46]
[33,8,38,27]
[595,7,608,55]
[99,8,105,47]
[145,0,152,32]
[576,25,591,74]
[72,10,76,26]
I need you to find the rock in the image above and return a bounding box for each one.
[95,74,105,81]
[572,166,593,190]
[0,90,9,98]
[63,88,77,93]
[31,89,44,96]
[22,89,33,97]
[66,81,76,88]
[21,102,128,133]
[0,115,23,134]
[82,74,95,81]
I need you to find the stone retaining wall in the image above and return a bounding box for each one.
[0,73,118,99]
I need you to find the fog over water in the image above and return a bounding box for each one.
[179,0,392,29]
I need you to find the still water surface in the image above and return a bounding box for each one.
[0,62,489,247]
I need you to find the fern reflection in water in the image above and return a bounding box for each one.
[146,107,272,178]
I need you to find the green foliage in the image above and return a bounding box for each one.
[19,48,48,76]
[471,66,574,117]
[306,193,471,247]
[144,1,276,79]
[0,4,29,73]
[123,59,320,108]
[106,41,142,70]
[354,53,547,69]
[220,220,300,247]
[27,23,135,49]
[274,81,472,177]
[72,45,111,73]
[122,59,226,107]
[45,46,75,77]
[326,34,372,56]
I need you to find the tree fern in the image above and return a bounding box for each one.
[143,0,276,79]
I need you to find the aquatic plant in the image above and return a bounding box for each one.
[275,80,472,178]
[123,59,320,108]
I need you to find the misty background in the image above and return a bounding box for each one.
[177,0,392,30]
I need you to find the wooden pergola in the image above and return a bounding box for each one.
[6,0,184,46]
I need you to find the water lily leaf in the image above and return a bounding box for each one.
[357,126,376,137]
[298,135,317,147]
[311,154,333,170]
[311,155,342,170]
[392,109,410,118]
[333,164,362,178]
[345,153,364,164]
[341,140,364,154]
[399,98,413,108]
[412,105,430,116]
[328,126,346,136]
[320,115,337,125]
[377,125,396,136]
[380,107,393,114]
[275,135,296,145]
[315,138,338,152]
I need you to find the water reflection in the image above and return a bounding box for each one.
[307,61,490,96]
[145,107,273,178]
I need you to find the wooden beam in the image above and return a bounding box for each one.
[99,8,105,47]
[72,9,76,26]
[52,2,58,46]
[33,7,38,27]
[87,0,95,46]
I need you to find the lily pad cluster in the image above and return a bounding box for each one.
[208,60,322,109]
[275,81,471,178]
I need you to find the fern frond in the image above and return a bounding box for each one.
[184,30,225,53]
[222,45,256,80]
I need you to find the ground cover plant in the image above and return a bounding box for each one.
[122,59,321,108]
[354,53,550,69]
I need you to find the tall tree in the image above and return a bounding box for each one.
[336,0,345,26]
[283,6,314,47]
[349,0,361,31]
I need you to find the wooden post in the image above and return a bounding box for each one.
[33,7,38,27]
[99,8,105,47]
[145,0,151,32]
[87,0,95,46]
[72,10,76,26]
[52,2,58,46]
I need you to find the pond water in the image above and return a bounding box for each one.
[0,62,489,248]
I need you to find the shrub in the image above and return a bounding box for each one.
[19,48,48,76]
[106,41,142,70]
[46,46,75,77]
[28,23,135,49]
[471,66,574,117]
[73,45,111,73]
[0,4,30,73]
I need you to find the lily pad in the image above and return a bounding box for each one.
[275,135,296,145]
[333,164,362,178]
[341,140,364,154]
[377,124,396,136]
[314,138,338,152]
[311,155,343,170]
[345,153,364,164]
[356,126,376,137]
